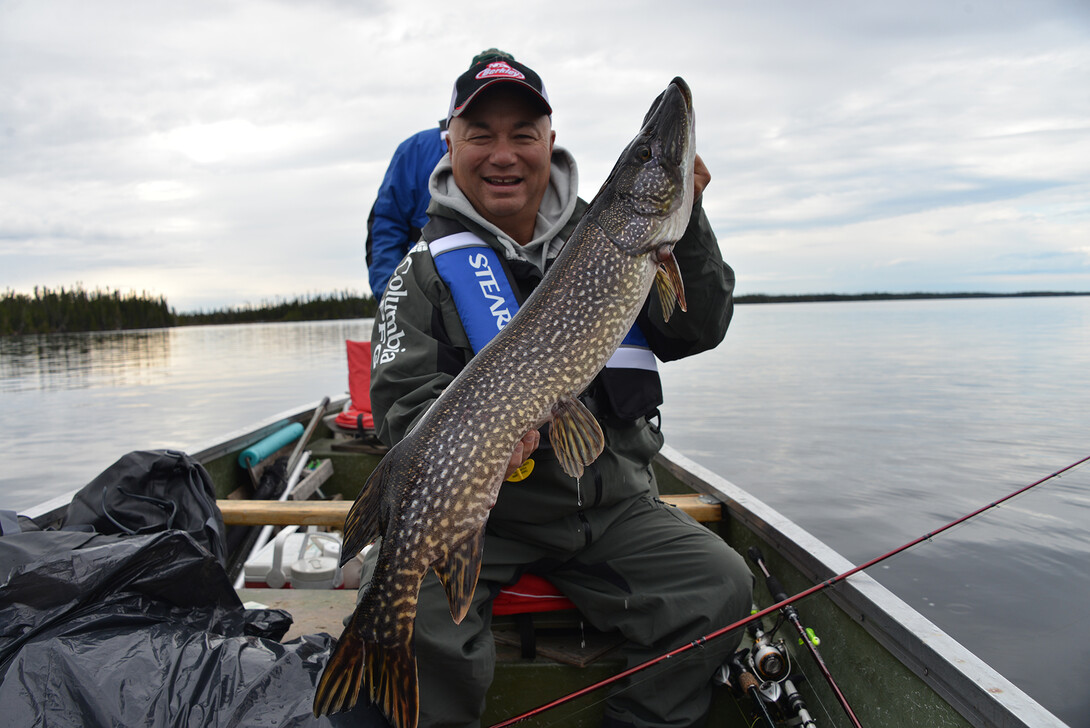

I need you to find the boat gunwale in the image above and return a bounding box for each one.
[654,443,1066,728]
[21,396,351,528]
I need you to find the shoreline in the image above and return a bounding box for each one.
[4,290,1089,337]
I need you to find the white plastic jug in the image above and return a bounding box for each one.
[289,531,343,589]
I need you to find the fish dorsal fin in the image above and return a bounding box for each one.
[653,250,687,322]
[433,527,486,624]
[340,449,396,567]
[549,396,605,479]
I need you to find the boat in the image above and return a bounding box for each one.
[14,396,1067,727]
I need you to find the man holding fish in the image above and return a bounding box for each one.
[322,52,753,728]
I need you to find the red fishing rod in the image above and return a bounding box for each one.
[490,453,1090,728]
[748,545,862,728]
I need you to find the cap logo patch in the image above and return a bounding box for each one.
[476,61,525,81]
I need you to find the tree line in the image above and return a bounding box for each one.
[176,290,377,326]
[5,285,1087,336]
[1,286,174,336]
[1,287,378,336]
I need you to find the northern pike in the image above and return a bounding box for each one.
[313,76,697,727]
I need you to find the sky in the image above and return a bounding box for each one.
[2,0,1089,311]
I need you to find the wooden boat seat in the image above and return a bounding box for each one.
[221,495,722,664]
[218,494,721,529]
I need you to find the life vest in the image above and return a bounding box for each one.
[333,340,375,432]
[428,231,657,370]
[428,230,663,423]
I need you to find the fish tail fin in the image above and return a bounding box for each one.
[313,623,419,728]
[367,634,419,728]
[313,628,365,717]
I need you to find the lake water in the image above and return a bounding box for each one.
[2,297,1089,725]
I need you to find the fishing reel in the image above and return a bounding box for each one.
[744,617,794,702]
[752,633,791,683]
[715,610,816,727]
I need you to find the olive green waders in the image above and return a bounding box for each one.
[381,494,754,728]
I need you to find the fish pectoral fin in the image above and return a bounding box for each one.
[433,527,486,624]
[549,396,605,479]
[341,444,400,567]
[653,250,688,322]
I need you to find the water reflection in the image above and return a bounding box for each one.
[0,329,173,393]
[0,319,374,515]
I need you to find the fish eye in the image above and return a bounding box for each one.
[635,145,652,162]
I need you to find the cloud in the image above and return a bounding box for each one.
[1,0,1088,308]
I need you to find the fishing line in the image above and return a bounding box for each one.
[489,453,1090,727]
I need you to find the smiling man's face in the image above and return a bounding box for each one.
[447,85,555,245]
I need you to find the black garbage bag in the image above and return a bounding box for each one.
[62,449,229,568]
[0,528,387,727]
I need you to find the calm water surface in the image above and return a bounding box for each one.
[2,298,1088,724]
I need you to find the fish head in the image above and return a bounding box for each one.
[590,77,696,256]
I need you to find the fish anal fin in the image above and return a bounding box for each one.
[433,527,485,624]
[654,250,687,322]
[549,396,605,479]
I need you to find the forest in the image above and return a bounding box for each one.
[1,286,174,336]
[1,287,378,336]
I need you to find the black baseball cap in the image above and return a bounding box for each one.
[446,53,552,124]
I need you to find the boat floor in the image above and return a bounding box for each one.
[238,588,358,642]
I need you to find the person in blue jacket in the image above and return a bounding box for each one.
[364,122,447,298]
[364,49,518,298]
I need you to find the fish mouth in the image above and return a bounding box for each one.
[640,78,693,164]
[668,76,692,111]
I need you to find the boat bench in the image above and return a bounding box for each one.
[217,493,722,529]
[220,494,722,661]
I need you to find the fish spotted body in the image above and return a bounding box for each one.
[313,77,697,728]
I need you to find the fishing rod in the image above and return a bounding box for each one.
[748,545,862,728]
[489,452,1090,728]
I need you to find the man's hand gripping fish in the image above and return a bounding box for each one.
[313,77,698,728]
